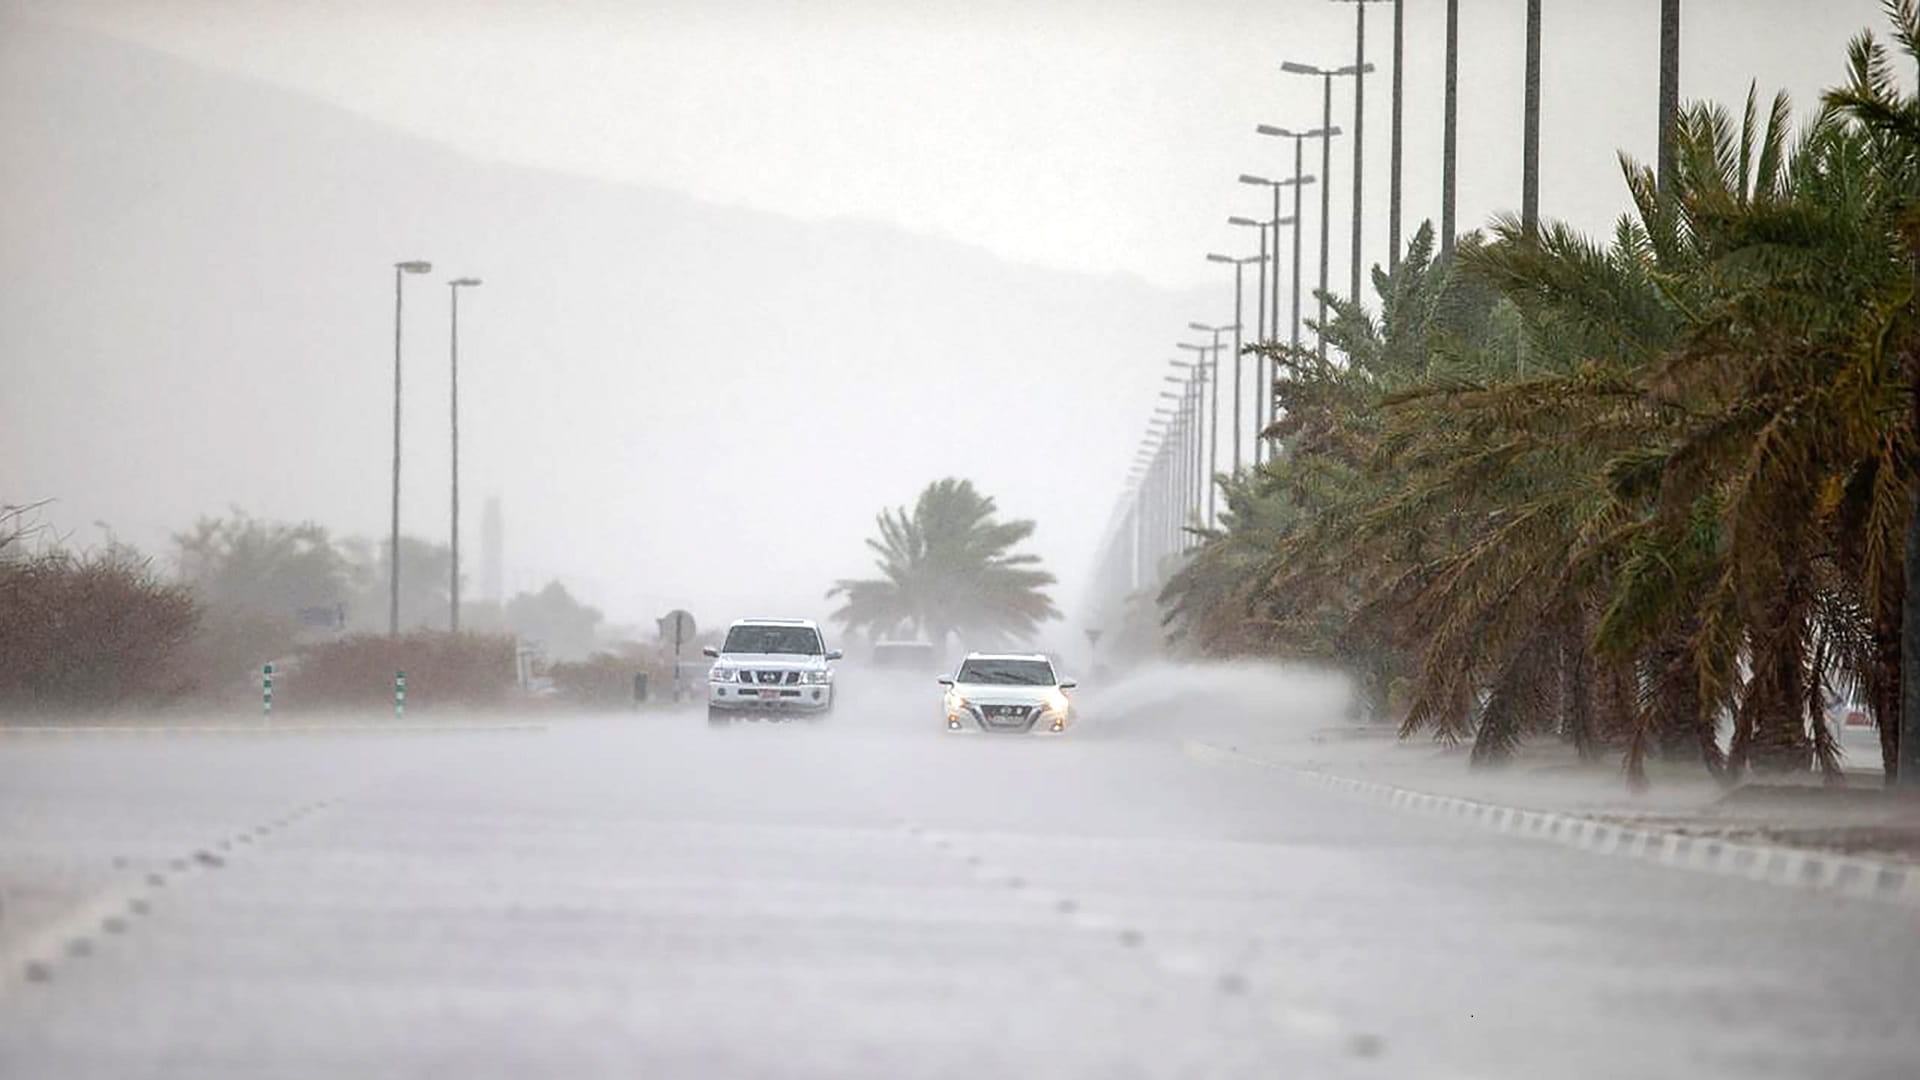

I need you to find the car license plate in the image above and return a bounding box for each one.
[758,689,781,699]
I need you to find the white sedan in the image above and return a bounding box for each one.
[939,653,1076,734]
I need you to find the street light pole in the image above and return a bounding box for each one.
[1443,0,1460,258]
[1333,0,1390,307]
[1169,361,1205,535]
[1320,73,1333,355]
[1282,62,1367,359]
[447,276,482,635]
[1257,126,1335,366]
[1206,253,1266,474]
[1658,0,1681,197]
[389,259,432,638]
[1229,211,1297,465]
[1523,0,1542,237]
[1179,331,1229,527]
[1389,0,1405,271]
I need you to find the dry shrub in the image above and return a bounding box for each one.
[279,631,515,711]
[548,643,673,708]
[0,548,200,712]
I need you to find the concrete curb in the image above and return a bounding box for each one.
[0,722,545,738]
[1184,741,1920,910]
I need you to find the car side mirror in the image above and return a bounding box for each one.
[1059,680,1078,690]
[826,649,844,661]
[701,646,719,659]
[937,677,955,687]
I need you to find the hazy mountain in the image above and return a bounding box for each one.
[0,16,1213,632]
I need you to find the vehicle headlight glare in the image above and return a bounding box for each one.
[802,670,831,685]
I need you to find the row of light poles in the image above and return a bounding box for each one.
[1108,0,1692,607]
[389,260,483,637]
[1120,1,1399,583]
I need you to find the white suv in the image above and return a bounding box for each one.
[939,652,1076,734]
[704,618,841,724]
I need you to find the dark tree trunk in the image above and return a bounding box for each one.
[1646,635,1701,762]
[1747,565,1814,775]
[1595,658,1636,749]
[1870,584,1901,786]
[1902,426,1920,785]
[1560,609,1601,761]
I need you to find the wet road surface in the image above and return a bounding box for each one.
[1,708,1915,1079]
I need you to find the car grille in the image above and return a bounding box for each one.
[979,704,1035,731]
[752,670,800,685]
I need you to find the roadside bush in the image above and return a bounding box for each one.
[278,631,515,711]
[549,643,673,708]
[0,547,200,712]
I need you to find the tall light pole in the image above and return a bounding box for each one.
[1187,321,1237,519]
[1282,62,1367,359]
[1442,0,1460,259]
[1255,125,1333,364]
[1229,213,1297,465]
[1168,360,1206,536]
[447,276,482,634]
[1159,390,1190,546]
[1177,337,1222,527]
[1149,412,1179,557]
[1205,252,1267,474]
[1331,1,1389,305]
[1389,0,1405,270]
[1236,176,1310,461]
[1658,0,1681,197]
[1522,0,1542,237]
[389,259,432,638]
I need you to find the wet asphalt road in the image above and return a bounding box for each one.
[1,706,1915,1079]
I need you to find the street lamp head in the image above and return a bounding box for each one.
[1260,124,1341,141]
[1175,341,1208,352]
[1279,61,1324,76]
[1227,216,1261,227]
[1238,173,1274,187]
[1205,253,1235,264]
[448,277,483,288]
[395,260,433,274]
[1337,62,1377,76]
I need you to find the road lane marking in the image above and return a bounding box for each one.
[1184,740,1920,910]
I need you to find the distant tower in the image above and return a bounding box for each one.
[481,496,504,605]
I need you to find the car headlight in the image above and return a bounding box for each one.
[802,669,832,685]
[709,667,737,683]
[1041,691,1070,714]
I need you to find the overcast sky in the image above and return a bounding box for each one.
[1,0,1895,641]
[14,0,1884,290]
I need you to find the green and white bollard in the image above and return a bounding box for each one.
[394,670,406,720]
[262,662,273,721]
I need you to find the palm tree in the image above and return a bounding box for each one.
[1825,0,1920,784]
[828,478,1059,653]
[1167,8,1920,787]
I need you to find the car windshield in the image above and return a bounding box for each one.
[722,625,823,655]
[955,658,1055,685]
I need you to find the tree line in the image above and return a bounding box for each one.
[0,504,640,713]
